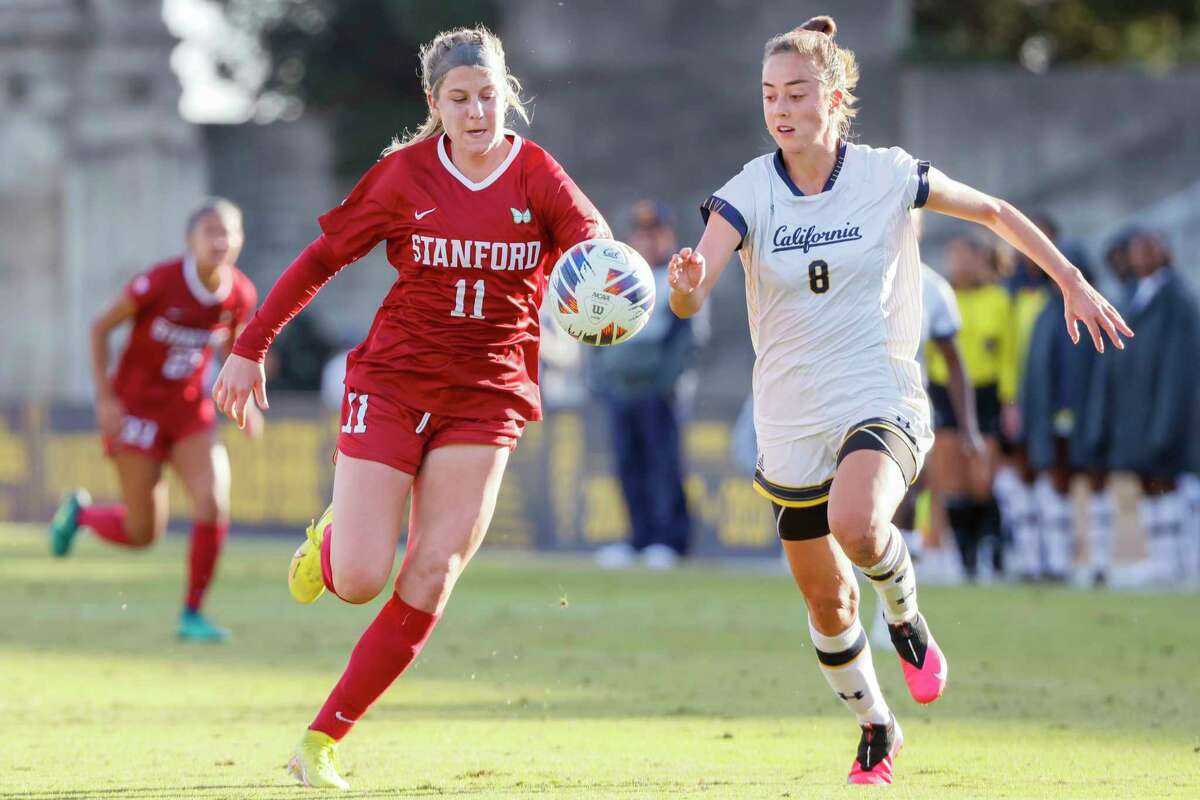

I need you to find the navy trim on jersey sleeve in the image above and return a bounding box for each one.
[914,161,931,209]
[700,195,748,251]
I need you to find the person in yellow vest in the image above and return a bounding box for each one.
[927,236,1014,580]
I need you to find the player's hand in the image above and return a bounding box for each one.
[96,390,123,439]
[668,247,706,295]
[1060,270,1133,353]
[213,353,268,430]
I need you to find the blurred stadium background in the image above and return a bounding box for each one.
[3,0,1200,564]
[2,1,1200,563]
[2,2,1200,797]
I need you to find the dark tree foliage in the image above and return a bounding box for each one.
[220,0,501,176]
[909,0,1200,68]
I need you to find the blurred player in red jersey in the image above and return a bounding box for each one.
[212,26,609,789]
[49,198,259,643]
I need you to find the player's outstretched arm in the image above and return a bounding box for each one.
[668,214,742,318]
[215,236,345,429]
[923,168,1133,353]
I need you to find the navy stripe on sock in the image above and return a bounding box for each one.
[815,628,868,667]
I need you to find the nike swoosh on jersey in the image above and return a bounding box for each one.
[415,208,437,220]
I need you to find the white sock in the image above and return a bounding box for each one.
[992,466,1020,519]
[1088,493,1114,574]
[809,616,891,725]
[1009,480,1041,577]
[1182,513,1200,584]
[862,526,919,624]
[1159,491,1186,582]
[1183,478,1200,581]
[897,527,923,562]
[1041,489,1073,577]
[867,599,891,649]
[1140,496,1170,579]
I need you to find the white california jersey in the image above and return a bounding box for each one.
[920,262,961,369]
[921,264,961,345]
[701,142,933,449]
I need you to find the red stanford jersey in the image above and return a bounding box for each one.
[112,258,257,406]
[314,133,608,422]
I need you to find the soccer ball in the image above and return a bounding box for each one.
[547,238,656,346]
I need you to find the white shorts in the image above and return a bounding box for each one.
[753,408,929,508]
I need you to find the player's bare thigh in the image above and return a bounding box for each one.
[328,452,415,604]
[112,449,168,546]
[169,430,230,525]
[827,449,908,565]
[397,443,510,614]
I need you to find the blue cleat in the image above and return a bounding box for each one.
[178,609,231,643]
[49,489,91,557]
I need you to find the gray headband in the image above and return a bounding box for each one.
[429,42,503,89]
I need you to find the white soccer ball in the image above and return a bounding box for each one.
[547,238,656,346]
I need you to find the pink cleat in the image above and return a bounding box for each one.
[847,716,904,785]
[889,612,948,704]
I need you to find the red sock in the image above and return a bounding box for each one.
[320,524,338,595]
[185,521,228,612]
[78,505,134,547]
[310,593,439,740]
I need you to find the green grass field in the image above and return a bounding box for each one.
[2,524,1198,799]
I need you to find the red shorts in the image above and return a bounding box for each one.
[335,386,525,475]
[103,396,216,462]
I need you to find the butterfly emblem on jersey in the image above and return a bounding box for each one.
[219,310,233,324]
[166,308,182,320]
[510,208,532,224]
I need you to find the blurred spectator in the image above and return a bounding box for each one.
[998,215,1065,585]
[270,314,336,392]
[590,199,695,570]
[1018,246,1107,583]
[1103,227,1140,297]
[898,212,981,586]
[926,236,1013,580]
[538,297,588,411]
[1084,230,1200,585]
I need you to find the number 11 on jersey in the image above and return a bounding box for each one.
[452,278,486,319]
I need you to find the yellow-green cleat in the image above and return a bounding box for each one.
[289,504,332,604]
[286,729,349,790]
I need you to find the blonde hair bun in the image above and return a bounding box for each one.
[799,15,837,38]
